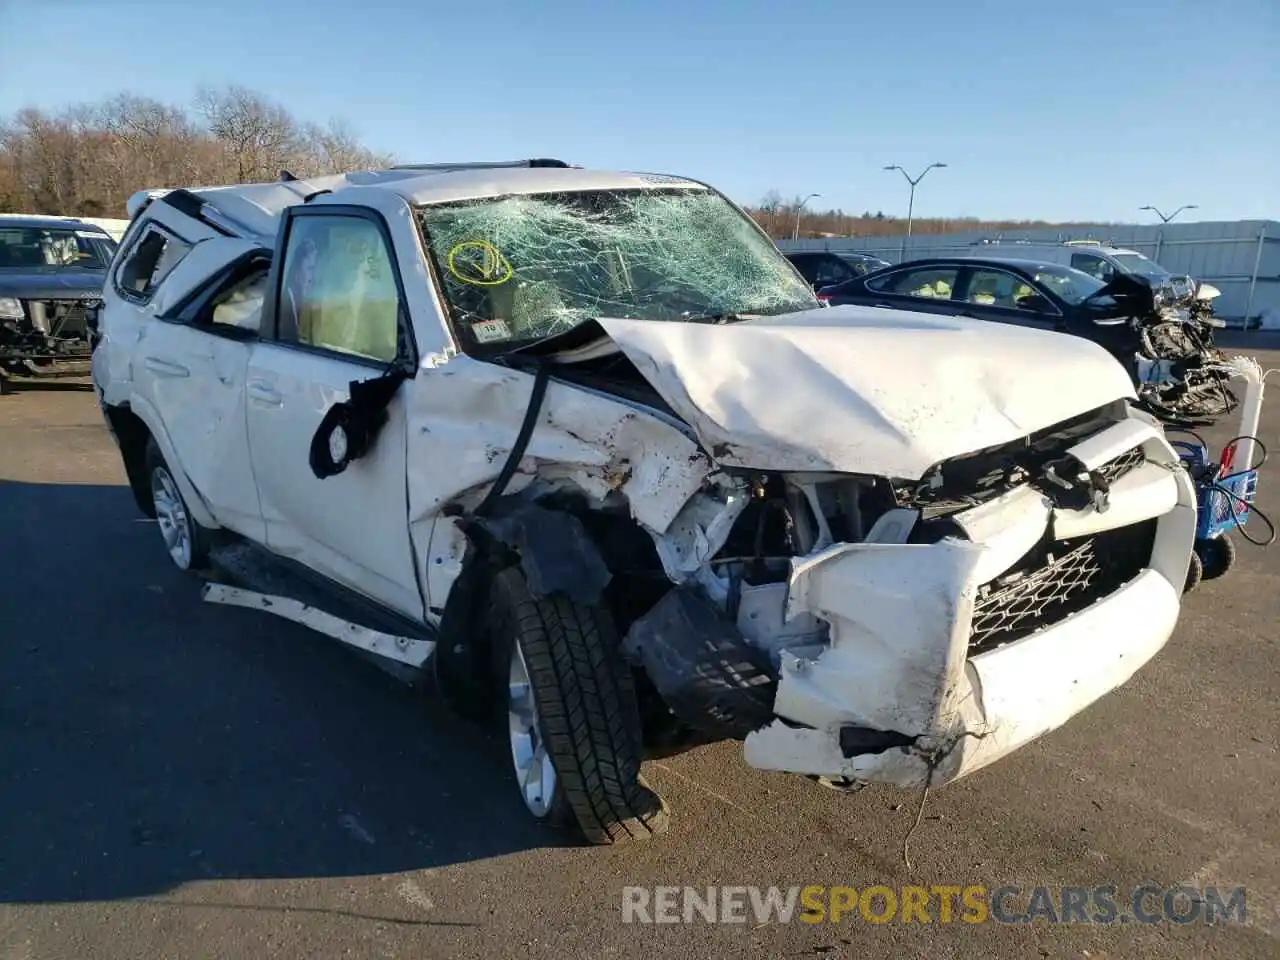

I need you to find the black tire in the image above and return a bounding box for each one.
[144,438,211,572]
[1198,535,1237,581]
[488,565,668,844]
[1183,549,1203,594]
[0,373,11,396]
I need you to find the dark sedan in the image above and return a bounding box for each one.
[814,255,1154,364]
[784,250,891,291]
[0,216,116,392]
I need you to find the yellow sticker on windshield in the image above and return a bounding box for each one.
[447,240,513,286]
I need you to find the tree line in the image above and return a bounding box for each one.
[0,85,394,217]
[2,88,1096,240]
[746,190,1105,242]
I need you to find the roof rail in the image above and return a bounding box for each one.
[389,158,573,171]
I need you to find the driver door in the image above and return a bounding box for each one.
[244,206,422,619]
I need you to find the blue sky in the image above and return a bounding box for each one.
[2,0,1276,223]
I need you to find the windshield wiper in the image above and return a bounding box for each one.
[681,312,757,325]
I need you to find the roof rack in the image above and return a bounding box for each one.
[389,158,574,171]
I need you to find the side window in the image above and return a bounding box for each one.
[788,255,819,284]
[115,224,191,300]
[812,256,855,287]
[866,267,959,299]
[965,269,1036,308]
[206,271,269,333]
[276,215,402,364]
[1070,253,1114,282]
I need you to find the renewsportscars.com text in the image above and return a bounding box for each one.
[621,884,1248,926]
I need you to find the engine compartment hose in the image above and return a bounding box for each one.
[474,359,552,518]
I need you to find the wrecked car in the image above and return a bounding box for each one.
[820,256,1240,427]
[92,159,1198,844]
[0,215,117,394]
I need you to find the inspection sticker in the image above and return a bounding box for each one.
[471,318,511,343]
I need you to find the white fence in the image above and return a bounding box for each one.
[779,220,1280,328]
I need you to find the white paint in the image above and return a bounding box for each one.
[744,420,1199,787]
[595,308,1136,479]
[244,345,422,619]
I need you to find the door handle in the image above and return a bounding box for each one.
[143,355,190,378]
[246,379,283,406]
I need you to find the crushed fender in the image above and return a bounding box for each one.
[469,497,612,604]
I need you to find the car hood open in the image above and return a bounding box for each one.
[581,306,1136,479]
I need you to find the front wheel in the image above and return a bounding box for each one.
[488,565,668,844]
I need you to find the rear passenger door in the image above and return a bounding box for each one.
[109,213,267,540]
[244,206,422,619]
[860,265,963,315]
[955,266,1064,331]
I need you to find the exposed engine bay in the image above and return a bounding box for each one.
[1102,274,1239,425]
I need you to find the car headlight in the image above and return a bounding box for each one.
[0,296,24,321]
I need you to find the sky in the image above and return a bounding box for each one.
[1,0,1276,223]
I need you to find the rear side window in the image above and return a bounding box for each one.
[115,224,192,302]
[811,256,856,287]
[866,267,959,299]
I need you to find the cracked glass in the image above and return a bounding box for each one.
[415,187,818,349]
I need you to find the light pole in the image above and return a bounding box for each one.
[793,192,821,241]
[1140,204,1198,223]
[884,162,946,238]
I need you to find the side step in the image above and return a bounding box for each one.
[201,540,437,682]
[202,582,436,669]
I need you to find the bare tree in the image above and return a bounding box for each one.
[195,84,305,182]
[0,87,396,216]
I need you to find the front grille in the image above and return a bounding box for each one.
[968,519,1157,655]
[1097,446,1146,484]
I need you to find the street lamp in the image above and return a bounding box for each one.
[884,162,946,237]
[1140,204,1198,223]
[793,193,821,241]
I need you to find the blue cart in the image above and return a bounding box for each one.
[1170,435,1264,588]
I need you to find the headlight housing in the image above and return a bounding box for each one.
[0,296,24,321]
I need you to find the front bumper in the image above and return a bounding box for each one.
[743,415,1198,788]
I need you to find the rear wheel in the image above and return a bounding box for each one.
[488,565,668,844]
[145,438,210,572]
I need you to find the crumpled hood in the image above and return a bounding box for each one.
[0,269,107,300]
[595,305,1136,479]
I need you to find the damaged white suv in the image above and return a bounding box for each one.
[93,159,1197,844]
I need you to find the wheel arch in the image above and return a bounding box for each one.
[105,396,220,530]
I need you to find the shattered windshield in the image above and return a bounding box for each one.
[0,226,114,270]
[416,187,818,349]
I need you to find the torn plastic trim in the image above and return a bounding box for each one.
[460,495,612,605]
[201,582,436,668]
[622,585,778,741]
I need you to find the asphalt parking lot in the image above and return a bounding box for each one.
[2,350,1278,960]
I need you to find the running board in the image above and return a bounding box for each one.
[201,582,436,669]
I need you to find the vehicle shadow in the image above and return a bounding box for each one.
[0,479,568,908]
[0,376,94,394]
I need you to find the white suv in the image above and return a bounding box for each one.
[92,159,1197,844]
